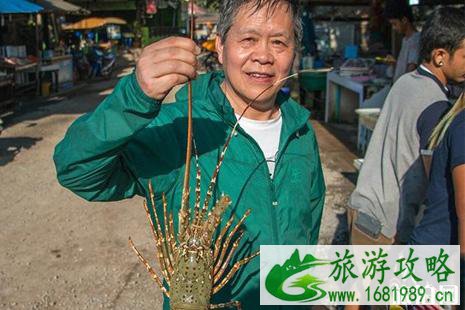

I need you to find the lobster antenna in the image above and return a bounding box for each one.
[192,138,203,235]
[180,0,196,221]
[200,72,300,218]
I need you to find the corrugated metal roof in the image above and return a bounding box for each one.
[33,0,89,14]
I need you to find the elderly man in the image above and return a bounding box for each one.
[54,0,325,308]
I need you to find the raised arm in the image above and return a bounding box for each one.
[53,37,199,202]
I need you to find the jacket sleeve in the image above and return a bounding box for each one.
[309,127,326,244]
[53,72,161,202]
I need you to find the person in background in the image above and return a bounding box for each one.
[348,7,465,246]
[358,0,419,118]
[408,92,465,308]
[384,0,420,82]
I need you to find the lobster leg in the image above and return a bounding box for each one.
[213,209,251,275]
[142,199,173,282]
[178,188,191,243]
[210,300,242,309]
[202,195,232,242]
[161,193,176,267]
[144,180,173,279]
[128,237,170,298]
[213,232,244,283]
[213,214,235,260]
[212,251,260,295]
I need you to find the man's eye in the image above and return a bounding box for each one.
[273,40,285,46]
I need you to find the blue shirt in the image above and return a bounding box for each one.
[410,109,465,245]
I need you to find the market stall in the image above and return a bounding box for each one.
[296,0,393,155]
[304,0,465,158]
[35,0,89,92]
[0,0,43,108]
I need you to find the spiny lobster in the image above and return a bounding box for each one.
[129,172,258,309]
[128,1,258,309]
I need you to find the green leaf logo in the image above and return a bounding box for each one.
[265,249,328,302]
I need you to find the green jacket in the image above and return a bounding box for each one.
[54,71,325,309]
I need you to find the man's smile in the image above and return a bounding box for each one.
[245,71,275,84]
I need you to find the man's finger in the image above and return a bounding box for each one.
[150,60,197,80]
[154,74,191,93]
[150,46,198,67]
[144,36,200,55]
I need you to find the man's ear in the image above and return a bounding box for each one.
[216,36,224,65]
[431,48,449,67]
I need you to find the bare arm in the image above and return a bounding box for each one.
[421,154,432,179]
[453,164,465,257]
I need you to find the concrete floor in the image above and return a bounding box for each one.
[0,63,357,309]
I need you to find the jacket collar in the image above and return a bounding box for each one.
[175,71,311,139]
[417,65,450,98]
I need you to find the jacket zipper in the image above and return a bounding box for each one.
[228,121,308,245]
[269,124,306,244]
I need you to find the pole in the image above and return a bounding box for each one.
[35,13,41,96]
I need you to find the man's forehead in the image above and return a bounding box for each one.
[235,27,291,37]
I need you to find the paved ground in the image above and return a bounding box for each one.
[0,62,357,309]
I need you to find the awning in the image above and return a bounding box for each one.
[195,13,219,24]
[0,0,43,14]
[33,0,90,15]
[62,17,127,30]
[103,17,127,25]
[188,3,208,15]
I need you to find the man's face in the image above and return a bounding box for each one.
[389,18,406,35]
[216,2,295,108]
[443,41,465,83]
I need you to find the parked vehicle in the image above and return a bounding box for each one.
[100,48,116,78]
[88,45,116,79]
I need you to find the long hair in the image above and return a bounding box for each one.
[428,92,465,150]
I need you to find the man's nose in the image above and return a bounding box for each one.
[251,41,274,64]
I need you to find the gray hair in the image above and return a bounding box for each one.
[217,0,302,46]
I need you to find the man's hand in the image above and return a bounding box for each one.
[135,37,200,100]
[384,54,397,64]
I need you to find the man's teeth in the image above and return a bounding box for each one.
[249,73,272,78]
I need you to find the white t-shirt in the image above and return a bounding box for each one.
[235,113,282,178]
[393,32,420,82]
